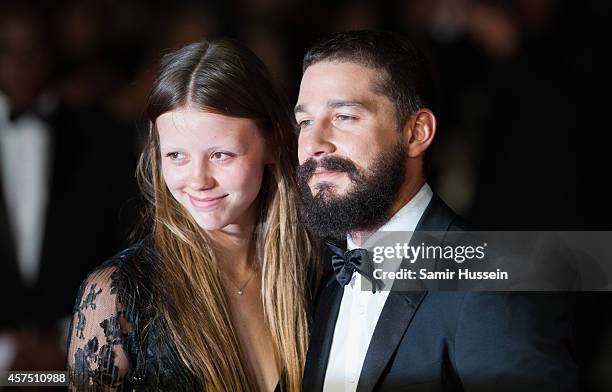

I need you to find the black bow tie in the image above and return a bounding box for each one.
[326,241,381,293]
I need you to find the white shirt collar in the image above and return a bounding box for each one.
[347,183,433,250]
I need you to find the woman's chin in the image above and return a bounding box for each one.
[194,219,227,232]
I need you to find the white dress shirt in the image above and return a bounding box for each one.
[0,93,52,286]
[322,183,433,392]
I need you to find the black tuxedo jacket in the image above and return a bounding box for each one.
[0,108,139,330]
[303,193,578,392]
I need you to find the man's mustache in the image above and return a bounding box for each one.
[297,156,361,184]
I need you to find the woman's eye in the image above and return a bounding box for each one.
[210,151,233,161]
[166,152,185,160]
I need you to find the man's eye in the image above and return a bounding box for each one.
[210,151,233,161]
[166,152,185,160]
[335,114,355,121]
[298,119,313,128]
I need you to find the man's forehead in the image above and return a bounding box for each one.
[300,61,376,84]
[296,75,385,115]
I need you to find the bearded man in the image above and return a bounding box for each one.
[295,30,578,392]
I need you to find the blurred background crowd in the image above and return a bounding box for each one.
[1,0,611,390]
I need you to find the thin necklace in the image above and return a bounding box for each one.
[223,270,255,296]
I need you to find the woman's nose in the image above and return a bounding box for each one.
[187,161,216,190]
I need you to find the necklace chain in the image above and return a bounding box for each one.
[223,270,255,296]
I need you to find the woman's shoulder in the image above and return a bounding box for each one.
[90,237,154,276]
[77,238,157,307]
[68,239,158,390]
[99,237,155,270]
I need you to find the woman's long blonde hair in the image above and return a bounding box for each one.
[136,39,318,391]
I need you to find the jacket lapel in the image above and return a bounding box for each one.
[356,193,458,392]
[0,158,18,274]
[303,276,344,391]
[356,291,427,392]
[414,193,457,232]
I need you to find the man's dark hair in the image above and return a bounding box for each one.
[302,30,435,130]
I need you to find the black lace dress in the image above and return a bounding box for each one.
[66,241,203,391]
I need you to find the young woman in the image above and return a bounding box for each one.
[67,39,318,391]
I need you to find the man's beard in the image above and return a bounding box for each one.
[297,140,406,240]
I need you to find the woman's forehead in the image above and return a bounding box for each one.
[156,108,261,146]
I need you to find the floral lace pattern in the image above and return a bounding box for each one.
[66,243,201,391]
[68,264,131,390]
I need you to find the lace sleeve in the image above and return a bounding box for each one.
[67,266,132,391]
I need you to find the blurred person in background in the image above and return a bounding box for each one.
[66,39,318,391]
[0,5,138,376]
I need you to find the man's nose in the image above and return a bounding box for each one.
[301,120,337,159]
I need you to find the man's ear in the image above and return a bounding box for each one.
[402,109,436,158]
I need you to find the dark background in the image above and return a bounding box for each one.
[0,0,611,390]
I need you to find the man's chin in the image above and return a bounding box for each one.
[311,181,351,196]
[312,187,349,201]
